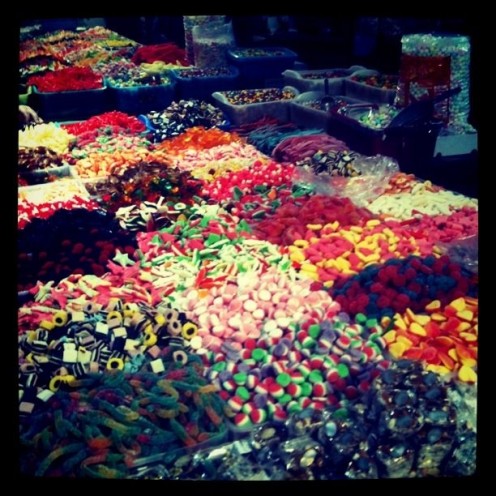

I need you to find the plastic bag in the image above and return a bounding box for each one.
[293,154,399,207]
[436,235,478,274]
[192,21,235,69]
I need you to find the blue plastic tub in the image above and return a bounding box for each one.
[227,47,297,88]
[171,66,239,101]
[106,79,176,115]
[30,85,108,122]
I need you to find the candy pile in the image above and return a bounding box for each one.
[18,146,65,171]
[27,66,103,92]
[96,60,172,88]
[272,133,349,163]
[19,366,227,477]
[174,67,234,78]
[145,100,229,141]
[19,123,75,154]
[383,173,444,195]
[356,105,399,129]
[230,48,288,58]
[132,42,189,66]
[383,296,477,381]
[18,299,200,408]
[331,255,478,319]
[18,197,102,229]
[17,209,137,290]
[368,190,478,219]
[295,150,361,176]
[181,268,340,353]
[250,195,375,246]
[85,162,202,213]
[207,311,388,428]
[350,73,398,89]
[202,160,295,202]
[18,178,89,205]
[62,111,146,136]
[222,88,297,106]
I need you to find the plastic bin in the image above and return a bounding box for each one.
[282,65,365,93]
[171,66,239,101]
[290,91,364,131]
[344,69,397,104]
[227,47,297,88]
[30,85,108,122]
[19,163,74,186]
[18,176,89,204]
[106,79,176,115]
[329,103,442,171]
[212,86,299,126]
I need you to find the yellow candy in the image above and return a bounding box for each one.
[448,349,459,362]
[450,297,466,312]
[350,226,363,233]
[397,335,414,347]
[335,258,350,271]
[53,310,68,327]
[300,263,317,273]
[182,322,198,340]
[457,310,474,322]
[409,322,427,336]
[144,332,157,347]
[290,251,305,263]
[300,270,319,281]
[458,365,477,383]
[389,342,406,358]
[155,314,166,326]
[426,364,451,375]
[405,308,416,323]
[425,300,441,311]
[393,314,407,331]
[293,239,309,249]
[431,313,447,322]
[366,219,381,227]
[413,314,431,326]
[107,358,124,371]
[306,224,322,231]
[323,280,334,288]
[39,320,55,331]
[459,332,477,342]
[461,357,477,368]
[324,259,336,269]
[383,330,397,344]
[457,322,472,332]
[381,316,392,328]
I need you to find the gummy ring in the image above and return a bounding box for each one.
[181,322,198,340]
[155,314,166,326]
[123,302,138,318]
[53,311,68,327]
[164,309,179,322]
[173,349,188,365]
[143,324,154,335]
[83,302,98,314]
[106,358,124,371]
[107,311,123,324]
[144,332,157,347]
[49,374,75,391]
[167,319,182,336]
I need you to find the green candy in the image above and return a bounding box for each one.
[236,386,250,401]
[233,372,247,385]
[308,324,321,339]
[211,361,226,372]
[278,393,292,405]
[276,373,291,387]
[300,382,313,397]
[251,348,267,361]
[337,363,349,378]
[308,370,323,383]
[366,318,379,328]
[355,313,367,324]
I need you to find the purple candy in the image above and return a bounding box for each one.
[260,364,274,378]
[254,393,268,408]
[337,312,351,323]
[237,362,251,373]
[218,370,232,382]
[322,329,337,343]
[281,337,292,348]
[273,343,288,358]
[320,321,334,333]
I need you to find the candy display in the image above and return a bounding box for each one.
[18,22,478,480]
